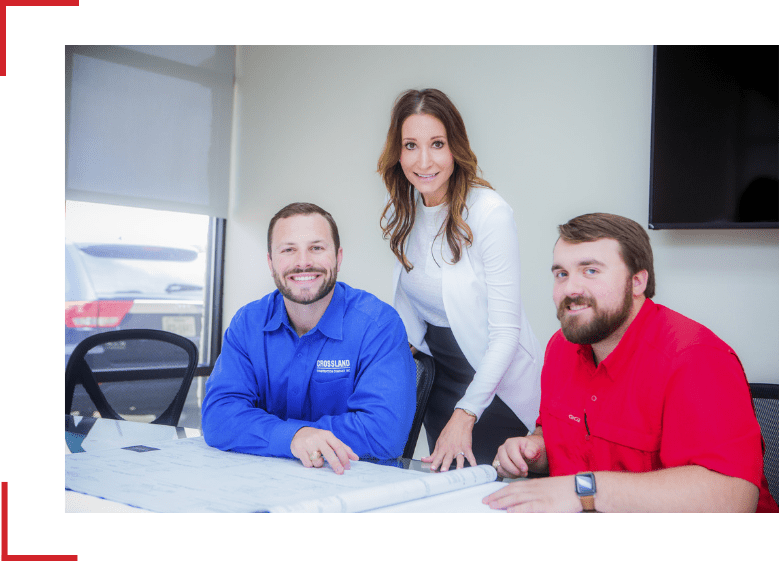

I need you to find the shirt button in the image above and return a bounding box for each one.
[591,395,597,401]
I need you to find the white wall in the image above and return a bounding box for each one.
[225,45,778,383]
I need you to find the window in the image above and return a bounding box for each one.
[65,202,225,426]
[65,46,233,427]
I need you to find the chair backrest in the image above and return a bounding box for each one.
[403,352,436,459]
[65,329,199,426]
[749,383,779,504]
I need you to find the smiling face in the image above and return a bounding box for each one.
[399,113,455,207]
[552,238,646,354]
[267,213,342,306]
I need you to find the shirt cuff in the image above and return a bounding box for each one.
[455,398,485,422]
[267,419,311,458]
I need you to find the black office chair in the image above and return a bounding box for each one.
[66,329,198,426]
[403,352,436,459]
[749,383,779,504]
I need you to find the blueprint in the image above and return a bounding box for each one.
[367,481,507,513]
[65,436,443,512]
[270,461,498,513]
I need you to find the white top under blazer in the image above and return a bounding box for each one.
[392,187,542,431]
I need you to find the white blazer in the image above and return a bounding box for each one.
[392,187,542,431]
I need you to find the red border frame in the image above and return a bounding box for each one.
[1,0,79,76]
[2,482,78,560]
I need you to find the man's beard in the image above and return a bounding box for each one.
[272,266,337,305]
[557,277,633,345]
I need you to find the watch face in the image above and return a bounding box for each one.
[575,473,596,495]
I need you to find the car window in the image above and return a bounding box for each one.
[73,244,205,299]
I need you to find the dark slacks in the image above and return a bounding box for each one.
[422,323,528,466]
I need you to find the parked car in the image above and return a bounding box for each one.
[65,241,205,420]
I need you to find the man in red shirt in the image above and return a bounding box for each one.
[483,213,778,512]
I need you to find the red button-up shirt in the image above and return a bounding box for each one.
[538,299,778,512]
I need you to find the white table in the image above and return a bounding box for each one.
[66,416,509,513]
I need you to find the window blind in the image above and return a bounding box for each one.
[65,46,234,218]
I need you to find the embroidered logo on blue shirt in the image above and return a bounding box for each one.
[316,359,351,374]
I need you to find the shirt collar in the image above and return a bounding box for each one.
[262,282,345,341]
[313,282,345,340]
[576,298,656,380]
[262,292,287,332]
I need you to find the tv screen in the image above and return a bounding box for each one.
[649,45,778,229]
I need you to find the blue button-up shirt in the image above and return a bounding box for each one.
[202,282,416,459]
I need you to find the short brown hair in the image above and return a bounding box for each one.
[268,203,340,254]
[557,213,655,299]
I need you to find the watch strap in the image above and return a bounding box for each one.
[580,494,595,512]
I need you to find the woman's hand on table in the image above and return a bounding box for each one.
[421,408,477,471]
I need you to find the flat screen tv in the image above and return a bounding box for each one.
[649,45,778,229]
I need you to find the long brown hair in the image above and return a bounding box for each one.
[378,89,492,272]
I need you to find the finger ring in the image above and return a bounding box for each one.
[309,451,322,462]
[492,460,500,469]
[457,451,465,456]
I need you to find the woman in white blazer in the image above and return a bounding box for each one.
[378,89,542,471]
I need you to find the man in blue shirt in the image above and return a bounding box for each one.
[202,202,416,474]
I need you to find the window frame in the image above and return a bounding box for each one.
[199,216,225,377]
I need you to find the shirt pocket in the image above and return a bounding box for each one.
[310,366,353,415]
[311,366,351,384]
[588,417,662,472]
[543,398,586,429]
[590,419,660,452]
[541,399,589,468]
